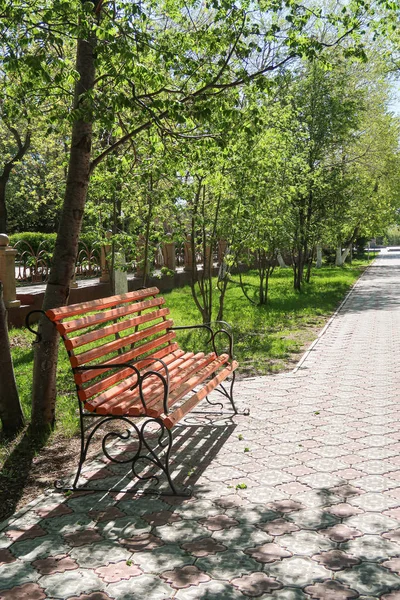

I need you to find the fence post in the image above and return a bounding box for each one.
[0,234,21,308]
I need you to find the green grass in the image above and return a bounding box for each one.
[165,260,369,376]
[6,259,369,444]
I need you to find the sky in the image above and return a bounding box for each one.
[388,81,400,116]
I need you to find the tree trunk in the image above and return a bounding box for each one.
[277,251,287,268]
[31,27,97,431]
[335,244,343,266]
[0,129,31,234]
[0,283,25,436]
[0,176,8,234]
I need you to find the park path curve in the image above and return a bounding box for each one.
[2,251,400,599]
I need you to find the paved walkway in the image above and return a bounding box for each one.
[2,252,400,599]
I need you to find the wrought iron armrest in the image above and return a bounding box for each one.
[75,357,171,415]
[25,309,48,343]
[169,322,234,359]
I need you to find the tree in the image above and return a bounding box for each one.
[1,0,372,431]
[0,282,24,436]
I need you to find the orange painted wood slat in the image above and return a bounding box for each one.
[146,354,230,418]
[73,333,177,384]
[83,350,191,408]
[163,361,238,428]
[124,353,218,417]
[65,307,170,351]
[78,347,184,401]
[46,287,160,322]
[94,352,200,415]
[70,319,174,368]
[56,297,166,336]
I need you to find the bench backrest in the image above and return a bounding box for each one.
[46,287,178,402]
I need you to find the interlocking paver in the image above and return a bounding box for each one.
[4,253,400,597]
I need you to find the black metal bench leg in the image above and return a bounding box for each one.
[55,415,190,496]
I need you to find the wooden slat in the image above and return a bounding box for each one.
[58,297,166,336]
[83,350,190,407]
[78,346,184,401]
[146,354,230,418]
[70,319,174,367]
[119,353,218,417]
[94,351,201,415]
[74,334,177,384]
[108,352,210,416]
[163,361,238,428]
[65,308,170,350]
[46,287,160,322]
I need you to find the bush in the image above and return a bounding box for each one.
[9,232,101,254]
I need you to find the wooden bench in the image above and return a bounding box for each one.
[28,287,241,494]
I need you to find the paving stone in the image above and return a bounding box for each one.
[174,580,242,599]
[343,534,400,561]
[231,572,282,597]
[382,557,400,574]
[106,574,173,599]
[94,560,142,583]
[160,565,210,589]
[266,500,304,514]
[257,518,299,536]
[5,524,47,542]
[9,535,69,561]
[346,513,399,534]
[69,540,132,568]
[66,593,114,600]
[299,472,344,489]
[267,556,331,587]
[319,524,362,542]
[290,509,338,531]
[381,593,400,600]
[41,513,97,534]
[97,516,150,540]
[133,545,194,573]
[312,549,360,571]
[32,553,79,575]
[64,528,104,547]
[0,548,16,565]
[38,570,106,598]
[212,526,272,548]
[349,493,400,512]
[0,583,46,600]
[173,499,220,519]
[336,562,400,595]
[244,542,291,563]
[352,475,399,492]
[324,503,363,518]
[181,537,227,557]
[196,551,260,580]
[88,507,127,522]
[331,484,364,497]
[304,580,359,599]
[270,589,308,600]
[34,504,73,518]
[278,530,333,556]
[119,532,165,552]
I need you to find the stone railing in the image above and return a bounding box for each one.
[1,233,229,301]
